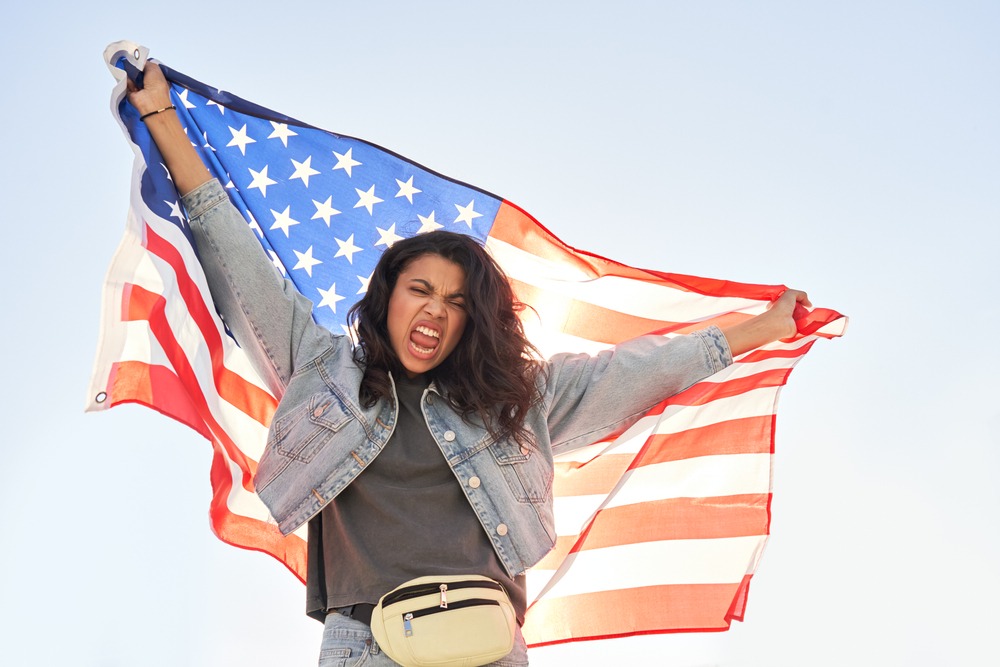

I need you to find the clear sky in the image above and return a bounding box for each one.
[2,2,998,665]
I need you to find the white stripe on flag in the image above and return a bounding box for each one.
[652,387,782,436]
[603,454,773,508]
[526,535,769,600]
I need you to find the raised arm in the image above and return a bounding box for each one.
[126,62,211,196]
[543,288,811,453]
[125,62,334,395]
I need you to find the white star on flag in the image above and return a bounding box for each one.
[248,165,277,196]
[454,200,482,227]
[164,200,185,225]
[177,88,196,109]
[269,206,300,237]
[332,148,362,177]
[268,121,297,147]
[354,185,383,215]
[417,211,443,234]
[374,223,403,248]
[311,196,341,226]
[357,272,373,294]
[289,156,320,187]
[334,234,362,264]
[317,283,346,312]
[226,124,256,155]
[395,176,421,204]
[292,246,322,277]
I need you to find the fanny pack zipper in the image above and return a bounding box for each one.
[382,579,504,607]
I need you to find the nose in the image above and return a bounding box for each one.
[424,294,446,318]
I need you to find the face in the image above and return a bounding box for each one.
[386,253,468,377]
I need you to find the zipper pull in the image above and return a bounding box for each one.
[439,584,448,608]
[404,612,414,637]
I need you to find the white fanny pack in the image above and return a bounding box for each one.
[369,574,517,667]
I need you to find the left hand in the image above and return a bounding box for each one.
[719,288,812,357]
[764,289,812,340]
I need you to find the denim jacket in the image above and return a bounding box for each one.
[183,180,732,577]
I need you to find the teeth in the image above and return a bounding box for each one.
[411,342,434,354]
[414,325,440,339]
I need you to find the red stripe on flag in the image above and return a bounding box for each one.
[523,576,755,646]
[738,339,817,363]
[666,368,792,407]
[639,416,776,466]
[576,495,771,548]
[144,223,277,427]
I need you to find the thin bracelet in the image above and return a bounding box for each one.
[139,105,176,121]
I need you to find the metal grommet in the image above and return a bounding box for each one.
[95,391,107,403]
[133,49,140,61]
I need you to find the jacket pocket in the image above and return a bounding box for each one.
[489,439,552,503]
[269,391,356,463]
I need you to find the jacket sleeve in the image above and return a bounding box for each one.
[182,179,335,397]
[542,326,732,455]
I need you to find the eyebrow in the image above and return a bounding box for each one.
[408,278,465,300]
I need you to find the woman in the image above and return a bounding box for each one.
[128,62,809,667]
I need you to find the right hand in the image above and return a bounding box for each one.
[126,62,173,117]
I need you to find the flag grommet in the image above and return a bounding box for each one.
[95,392,107,404]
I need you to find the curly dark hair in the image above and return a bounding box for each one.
[347,231,542,445]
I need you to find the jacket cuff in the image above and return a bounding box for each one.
[180,179,228,220]
[694,325,733,373]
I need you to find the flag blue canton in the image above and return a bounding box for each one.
[121,65,502,333]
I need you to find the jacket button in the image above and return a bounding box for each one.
[496,523,508,536]
[468,476,481,488]
[443,430,456,442]
[313,405,326,417]
[520,446,530,456]
[426,394,434,405]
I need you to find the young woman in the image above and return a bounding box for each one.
[128,63,809,667]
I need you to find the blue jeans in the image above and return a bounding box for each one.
[318,612,529,667]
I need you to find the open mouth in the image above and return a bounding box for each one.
[409,324,441,356]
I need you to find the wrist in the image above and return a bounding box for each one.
[139,104,177,122]
[129,90,174,118]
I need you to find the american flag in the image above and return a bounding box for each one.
[89,42,846,647]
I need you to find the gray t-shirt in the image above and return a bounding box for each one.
[306,373,526,623]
